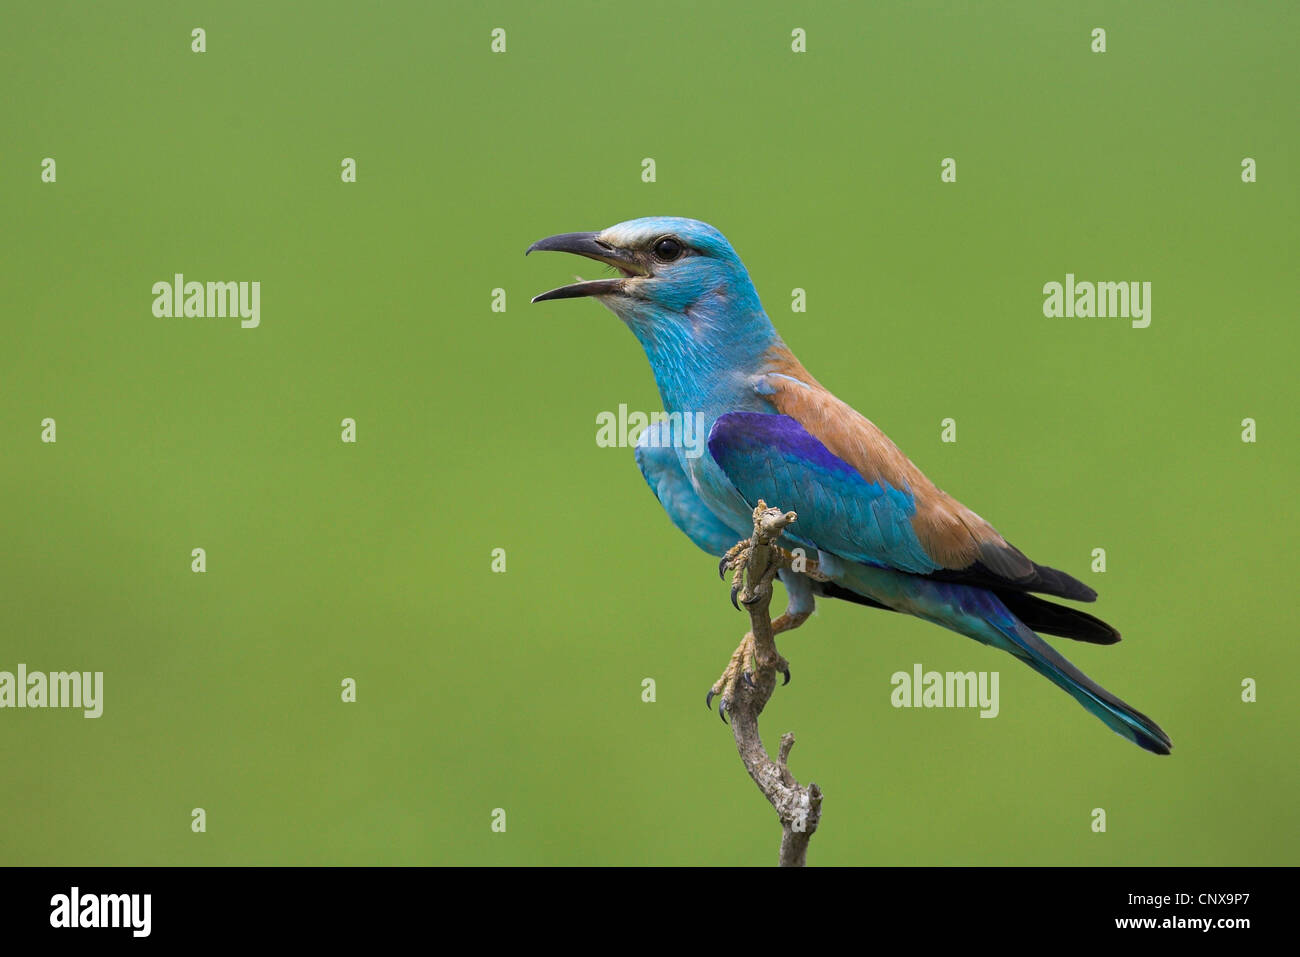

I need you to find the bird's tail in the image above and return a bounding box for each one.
[831,564,1172,753]
[983,602,1172,754]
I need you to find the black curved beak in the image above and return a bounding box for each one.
[526,232,648,302]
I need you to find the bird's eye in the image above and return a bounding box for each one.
[652,237,684,262]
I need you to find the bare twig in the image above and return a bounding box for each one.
[723,501,824,866]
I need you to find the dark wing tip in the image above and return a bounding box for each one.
[930,559,1099,603]
[1031,563,1098,602]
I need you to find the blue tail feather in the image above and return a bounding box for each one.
[983,600,1172,755]
[832,562,1172,754]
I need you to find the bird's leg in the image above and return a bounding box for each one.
[707,503,803,722]
[767,567,817,645]
[708,606,810,720]
[740,568,816,688]
[707,632,757,722]
[741,603,812,687]
[769,608,811,641]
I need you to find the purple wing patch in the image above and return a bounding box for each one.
[706,411,940,574]
[708,412,858,478]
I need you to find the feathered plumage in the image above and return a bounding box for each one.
[531,217,1171,754]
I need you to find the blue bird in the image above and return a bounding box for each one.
[528,217,1171,754]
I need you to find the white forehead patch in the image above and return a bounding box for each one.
[598,223,657,248]
[598,217,697,250]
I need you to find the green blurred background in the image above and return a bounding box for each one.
[2,1,1295,865]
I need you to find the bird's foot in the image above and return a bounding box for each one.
[718,540,756,610]
[705,631,790,723]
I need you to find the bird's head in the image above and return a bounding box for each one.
[527,216,768,337]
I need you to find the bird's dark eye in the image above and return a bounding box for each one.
[652,237,684,262]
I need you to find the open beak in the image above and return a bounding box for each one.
[526,232,649,302]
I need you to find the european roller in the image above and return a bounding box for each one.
[528,217,1171,754]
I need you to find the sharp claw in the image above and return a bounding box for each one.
[718,699,729,724]
[706,689,716,710]
[718,555,729,579]
[742,671,755,689]
[730,581,742,611]
[782,668,791,686]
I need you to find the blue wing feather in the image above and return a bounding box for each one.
[707,411,941,574]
